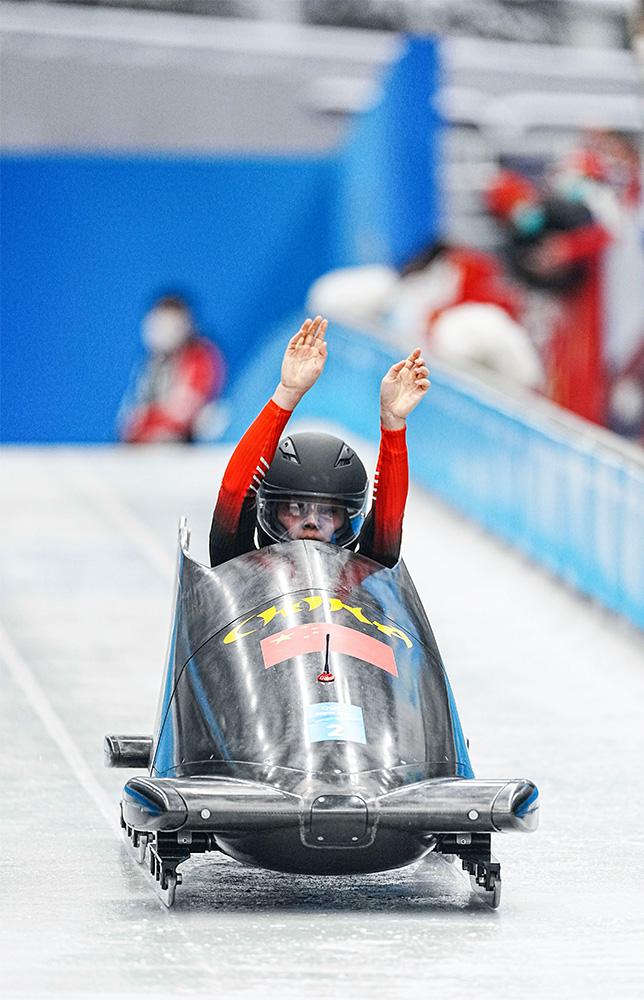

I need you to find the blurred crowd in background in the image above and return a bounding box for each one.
[309,126,644,435]
[120,122,643,444]
[2,0,643,444]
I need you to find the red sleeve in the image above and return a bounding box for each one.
[370,426,408,565]
[213,398,292,534]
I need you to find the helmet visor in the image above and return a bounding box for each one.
[257,495,366,546]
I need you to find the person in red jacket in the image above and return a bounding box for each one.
[488,133,643,427]
[209,315,430,569]
[487,169,611,423]
[119,295,225,443]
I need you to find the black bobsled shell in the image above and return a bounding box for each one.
[115,523,538,902]
[151,539,472,788]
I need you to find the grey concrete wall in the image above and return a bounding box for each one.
[0,2,398,151]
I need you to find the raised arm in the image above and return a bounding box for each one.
[273,315,328,410]
[209,316,328,565]
[361,349,430,566]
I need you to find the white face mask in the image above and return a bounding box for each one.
[142,309,191,354]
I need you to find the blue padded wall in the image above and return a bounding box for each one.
[0,37,441,443]
[0,155,334,442]
[334,36,442,268]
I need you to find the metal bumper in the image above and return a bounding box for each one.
[122,776,301,833]
[377,777,539,833]
[121,775,538,837]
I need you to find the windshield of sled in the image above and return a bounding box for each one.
[152,540,462,779]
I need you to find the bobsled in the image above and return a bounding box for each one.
[106,518,538,907]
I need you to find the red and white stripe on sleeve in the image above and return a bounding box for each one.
[213,399,291,534]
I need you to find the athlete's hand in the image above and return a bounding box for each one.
[380,348,430,430]
[273,316,328,410]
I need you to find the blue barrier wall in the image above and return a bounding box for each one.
[0,155,335,442]
[333,37,442,267]
[0,37,441,443]
[227,323,644,631]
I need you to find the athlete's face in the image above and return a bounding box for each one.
[276,501,345,542]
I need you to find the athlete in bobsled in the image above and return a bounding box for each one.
[209,314,429,569]
[106,316,538,909]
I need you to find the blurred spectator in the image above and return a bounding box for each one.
[118,295,226,443]
[307,239,544,390]
[487,167,608,422]
[552,130,643,375]
[487,171,595,295]
[430,302,544,388]
[488,130,644,428]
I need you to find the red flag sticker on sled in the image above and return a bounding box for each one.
[260,622,398,676]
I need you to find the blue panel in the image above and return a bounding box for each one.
[0,37,442,443]
[307,703,367,744]
[186,660,232,762]
[443,674,475,779]
[334,36,441,268]
[0,154,334,442]
[151,597,180,776]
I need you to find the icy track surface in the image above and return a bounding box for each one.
[1,442,643,1000]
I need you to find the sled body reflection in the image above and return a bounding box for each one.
[106,519,538,906]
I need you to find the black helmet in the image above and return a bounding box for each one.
[257,432,368,548]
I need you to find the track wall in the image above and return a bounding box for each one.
[0,35,440,443]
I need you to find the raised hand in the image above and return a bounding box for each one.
[274,316,328,410]
[380,348,431,430]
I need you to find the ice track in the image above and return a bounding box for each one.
[1,442,643,1000]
